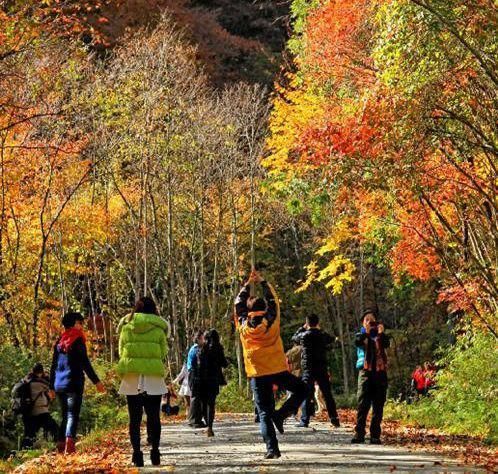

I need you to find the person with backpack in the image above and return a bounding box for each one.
[235,270,306,459]
[190,329,228,437]
[292,314,340,428]
[117,297,169,468]
[13,363,58,449]
[351,309,390,445]
[49,312,105,454]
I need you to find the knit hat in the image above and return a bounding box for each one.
[362,307,378,319]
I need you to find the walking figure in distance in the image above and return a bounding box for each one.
[292,314,340,428]
[187,330,206,428]
[235,270,306,459]
[352,309,390,444]
[190,328,228,437]
[117,297,169,467]
[50,312,105,454]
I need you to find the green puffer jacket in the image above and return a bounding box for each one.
[117,312,169,377]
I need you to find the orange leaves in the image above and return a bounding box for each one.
[15,427,133,474]
[302,0,376,87]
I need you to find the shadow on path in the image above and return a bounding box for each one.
[140,415,484,473]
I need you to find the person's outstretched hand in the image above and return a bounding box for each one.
[48,390,56,401]
[95,382,106,393]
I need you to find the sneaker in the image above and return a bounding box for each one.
[331,417,341,428]
[295,422,309,428]
[65,437,76,454]
[370,438,382,445]
[272,413,284,434]
[132,451,144,467]
[264,450,281,459]
[150,448,161,466]
[207,428,215,437]
[351,437,365,444]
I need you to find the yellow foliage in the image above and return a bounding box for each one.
[297,219,355,295]
[264,75,326,177]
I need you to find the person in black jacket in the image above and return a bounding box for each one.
[351,309,390,444]
[191,329,228,437]
[292,314,340,428]
[49,312,105,454]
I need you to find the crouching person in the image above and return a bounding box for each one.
[352,309,390,445]
[235,270,306,459]
[19,363,58,449]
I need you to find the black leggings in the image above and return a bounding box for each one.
[201,394,217,429]
[126,394,161,452]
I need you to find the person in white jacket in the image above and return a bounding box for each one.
[174,361,191,418]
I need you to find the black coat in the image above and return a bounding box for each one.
[190,344,228,398]
[292,327,334,374]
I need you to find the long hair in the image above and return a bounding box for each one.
[134,296,158,315]
[125,296,158,324]
[202,328,221,354]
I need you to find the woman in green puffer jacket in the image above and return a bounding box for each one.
[117,297,170,468]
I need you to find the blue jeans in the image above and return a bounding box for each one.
[57,392,83,440]
[251,371,306,453]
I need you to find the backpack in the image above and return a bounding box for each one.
[11,378,33,416]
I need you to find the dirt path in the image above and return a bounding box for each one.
[141,415,485,473]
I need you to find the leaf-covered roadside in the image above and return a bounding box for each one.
[322,410,498,473]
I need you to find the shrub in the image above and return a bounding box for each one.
[385,331,498,443]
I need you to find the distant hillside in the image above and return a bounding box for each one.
[33,0,289,84]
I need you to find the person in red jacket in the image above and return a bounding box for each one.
[411,366,426,395]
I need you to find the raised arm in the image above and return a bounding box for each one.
[291,326,306,345]
[354,330,368,348]
[234,283,251,322]
[261,281,277,324]
[322,330,334,346]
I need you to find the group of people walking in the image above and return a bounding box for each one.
[16,270,392,466]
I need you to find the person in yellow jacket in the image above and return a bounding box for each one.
[235,270,306,459]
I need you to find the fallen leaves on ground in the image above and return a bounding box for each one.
[14,411,497,473]
[14,416,185,474]
[321,409,497,472]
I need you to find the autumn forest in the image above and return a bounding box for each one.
[0,0,497,469]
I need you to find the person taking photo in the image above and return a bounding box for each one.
[352,309,390,445]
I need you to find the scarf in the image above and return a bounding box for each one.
[58,327,86,353]
[362,327,387,372]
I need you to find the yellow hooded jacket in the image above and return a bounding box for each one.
[234,282,288,378]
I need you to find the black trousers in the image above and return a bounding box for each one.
[200,393,217,429]
[126,394,162,452]
[22,413,58,448]
[188,395,204,425]
[354,370,388,439]
[300,369,338,424]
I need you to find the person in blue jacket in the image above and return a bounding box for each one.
[49,312,105,454]
[187,329,205,428]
